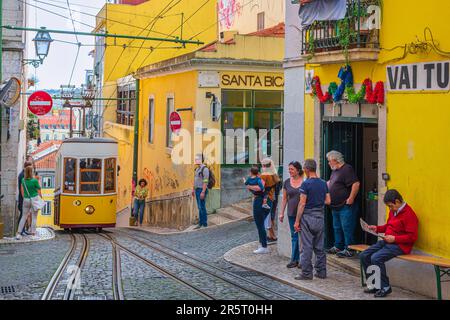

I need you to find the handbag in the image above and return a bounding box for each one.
[23,180,46,211]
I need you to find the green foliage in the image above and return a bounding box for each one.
[337,18,357,65]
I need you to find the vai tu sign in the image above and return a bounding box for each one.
[169,112,182,133]
[221,72,284,89]
[387,61,450,92]
[27,91,53,115]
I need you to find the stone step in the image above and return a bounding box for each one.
[327,254,361,277]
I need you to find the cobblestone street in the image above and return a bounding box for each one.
[0,221,319,300]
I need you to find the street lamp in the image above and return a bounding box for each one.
[23,27,53,67]
[33,27,53,63]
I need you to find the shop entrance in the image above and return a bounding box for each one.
[321,121,379,248]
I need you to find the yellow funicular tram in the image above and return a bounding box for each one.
[54,137,118,231]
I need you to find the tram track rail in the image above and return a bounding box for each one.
[108,230,295,300]
[64,233,89,300]
[99,233,214,300]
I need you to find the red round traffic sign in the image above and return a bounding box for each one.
[28,91,53,116]
[169,112,182,133]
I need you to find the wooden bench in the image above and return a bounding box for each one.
[349,244,450,300]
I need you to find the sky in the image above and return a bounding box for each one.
[25,0,110,90]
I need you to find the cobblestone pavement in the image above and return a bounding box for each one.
[0,220,319,300]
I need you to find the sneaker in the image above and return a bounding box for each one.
[15,234,22,240]
[286,261,298,268]
[314,273,327,279]
[364,287,378,294]
[326,246,342,254]
[294,274,313,280]
[336,249,354,258]
[262,203,271,210]
[374,287,392,298]
[267,237,277,244]
[193,225,202,230]
[253,247,270,254]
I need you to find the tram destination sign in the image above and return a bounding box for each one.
[27,91,53,116]
[386,60,450,92]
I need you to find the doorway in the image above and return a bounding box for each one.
[321,121,379,248]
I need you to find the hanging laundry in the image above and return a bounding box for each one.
[298,0,347,28]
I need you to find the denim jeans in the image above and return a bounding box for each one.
[133,199,145,225]
[332,204,356,250]
[288,215,300,263]
[253,196,272,248]
[360,240,404,290]
[195,188,208,227]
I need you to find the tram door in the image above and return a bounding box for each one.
[322,121,379,248]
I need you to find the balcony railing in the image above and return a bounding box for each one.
[301,0,380,56]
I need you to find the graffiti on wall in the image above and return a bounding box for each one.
[219,0,242,30]
[143,166,181,194]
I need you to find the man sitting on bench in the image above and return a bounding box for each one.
[361,189,419,298]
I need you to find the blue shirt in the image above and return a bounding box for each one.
[245,176,264,196]
[299,178,329,209]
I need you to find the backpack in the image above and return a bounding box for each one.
[200,165,216,189]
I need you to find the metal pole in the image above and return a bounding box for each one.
[69,106,73,138]
[2,25,204,45]
[0,0,3,213]
[132,79,139,189]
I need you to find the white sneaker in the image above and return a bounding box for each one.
[253,247,270,254]
[15,234,22,240]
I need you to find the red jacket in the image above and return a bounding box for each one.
[376,204,419,254]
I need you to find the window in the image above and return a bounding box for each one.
[116,84,136,126]
[148,98,154,143]
[41,201,52,215]
[45,134,49,141]
[42,176,54,188]
[104,158,116,193]
[62,134,66,140]
[79,158,102,194]
[63,158,77,193]
[221,90,284,165]
[166,96,174,148]
[257,12,265,31]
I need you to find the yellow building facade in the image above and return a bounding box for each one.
[135,31,285,228]
[298,0,450,298]
[93,0,218,213]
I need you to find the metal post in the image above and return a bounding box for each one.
[434,265,442,300]
[69,106,73,138]
[132,79,139,188]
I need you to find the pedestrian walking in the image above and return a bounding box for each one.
[192,154,209,229]
[360,189,418,298]
[133,178,149,227]
[294,159,330,280]
[16,166,43,240]
[260,158,280,242]
[279,161,304,268]
[17,161,33,235]
[326,150,360,258]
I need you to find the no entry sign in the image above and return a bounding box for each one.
[28,91,53,116]
[169,111,182,133]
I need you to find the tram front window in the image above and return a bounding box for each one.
[63,158,77,193]
[80,158,102,194]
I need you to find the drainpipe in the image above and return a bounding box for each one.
[132,78,139,190]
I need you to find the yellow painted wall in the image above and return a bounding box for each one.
[36,188,58,229]
[218,0,285,34]
[138,71,198,198]
[304,0,450,258]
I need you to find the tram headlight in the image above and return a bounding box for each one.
[85,205,95,215]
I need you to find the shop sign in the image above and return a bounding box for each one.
[386,61,450,92]
[220,72,284,89]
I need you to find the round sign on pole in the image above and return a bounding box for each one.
[28,91,53,116]
[169,111,182,133]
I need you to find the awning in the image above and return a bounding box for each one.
[298,0,347,28]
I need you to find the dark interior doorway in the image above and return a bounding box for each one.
[321,121,379,248]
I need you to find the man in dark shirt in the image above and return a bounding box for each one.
[326,150,360,258]
[294,159,331,280]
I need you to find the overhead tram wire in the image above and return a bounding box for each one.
[43,0,184,19]
[32,0,180,39]
[66,0,79,44]
[99,0,184,118]
[99,0,210,107]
